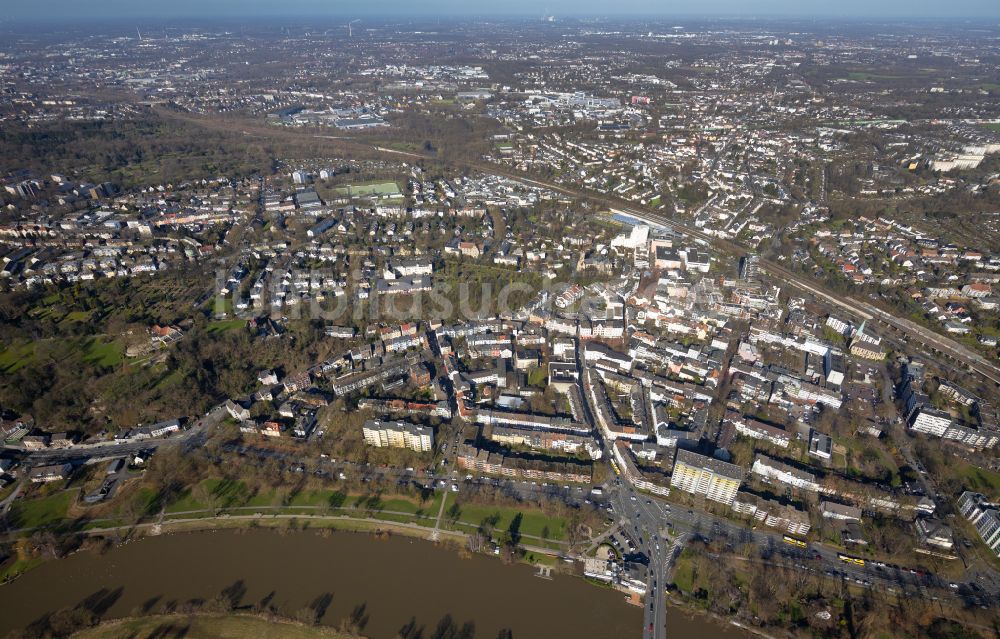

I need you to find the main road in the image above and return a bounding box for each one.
[494,170,1000,388]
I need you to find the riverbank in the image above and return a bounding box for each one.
[1,514,755,638]
[2,508,572,584]
[0,528,648,639]
[73,613,362,639]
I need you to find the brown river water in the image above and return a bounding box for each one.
[0,529,749,638]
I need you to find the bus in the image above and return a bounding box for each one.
[610,459,621,476]
[783,535,808,548]
[838,553,866,567]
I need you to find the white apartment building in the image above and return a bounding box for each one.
[751,455,821,492]
[670,449,744,506]
[908,406,953,437]
[958,491,1000,557]
[362,420,434,452]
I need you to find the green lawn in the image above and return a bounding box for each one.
[0,481,18,502]
[163,482,442,519]
[243,489,284,508]
[62,310,93,323]
[983,123,1000,132]
[959,464,1000,497]
[206,319,246,334]
[0,555,47,582]
[378,496,437,515]
[846,72,904,81]
[8,490,75,529]
[165,478,251,513]
[449,502,567,540]
[372,512,422,525]
[163,489,205,514]
[0,337,122,373]
[0,342,37,373]
[82,338,124,368]
[671,550,695,593]
[526,367,547,387]
[153,368,185,390]
[334,181,401,197]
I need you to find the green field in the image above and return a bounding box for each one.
[671,550,696,593]
[73,614,356,639]
[164,478,252,513]
[984,123,1000,132]
[449,502,567,540]
[0,336,123,373]
[959,464,1000,497]
[82,338,124,368]
[846,72,904,81]
[8,490,75,529]
[0,555,47,582]
[0,342,37,373]
[334,181,401,197]
[206,319,246,334]
[161,479,440,519]
[526,367,547,387]
[62,310,94,323]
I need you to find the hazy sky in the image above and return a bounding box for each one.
[6,0,1000,20]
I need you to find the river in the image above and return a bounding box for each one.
[0,529,749,638]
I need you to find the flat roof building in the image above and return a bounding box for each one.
[362,419,434,452]
[670,449,744,506]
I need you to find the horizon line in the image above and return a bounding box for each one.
[3,13,1000,23]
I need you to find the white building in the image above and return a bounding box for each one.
[958,491,1000,557]
[908,406,952,437]
[751,455,820,492]
[670,449,744,506]
[820,501,862,522]
[362,420,434,452]
[610,224,650,251]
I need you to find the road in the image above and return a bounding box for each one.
[157,108,1000,389]
[5,406,997,627]
[499,169,1000,389]
[1,405,228,505]
[8,110,1000,627]
[371,138,1000,390]
[606,482,671,639]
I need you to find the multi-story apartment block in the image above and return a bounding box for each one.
[751,454,821,492]
[362,420,434,452]
[670,449,744,506]
[908,406,953,437]
[958,491,1000,557]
